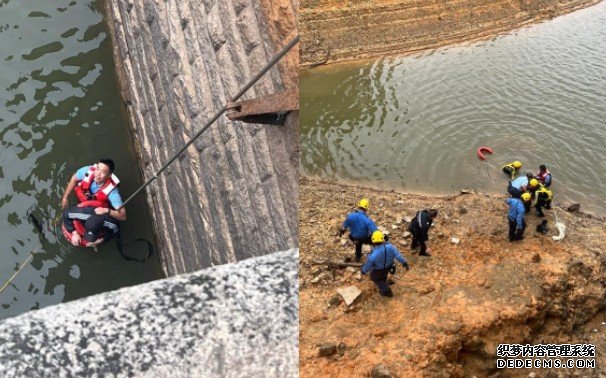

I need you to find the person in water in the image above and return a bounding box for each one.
[501,161,523,180]
[61,158,126,247]
[535,164,552,188]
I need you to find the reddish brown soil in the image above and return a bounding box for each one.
[300,176,606,377]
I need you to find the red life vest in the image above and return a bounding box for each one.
[536,169,551,183]
[64,165,120,248]
[74,164,120,208]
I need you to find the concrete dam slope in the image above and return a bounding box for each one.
[300,0,602,66]
[103,0,299,276]
[0,249,299,378]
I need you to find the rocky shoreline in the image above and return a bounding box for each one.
[300,0,603,66]
[299,176,606,376]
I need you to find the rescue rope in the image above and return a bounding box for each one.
[551,195,566,241]
[0,253,34,294]
[0,34,300,293]
[121,35,300,207]
[552,194,562,224]
[2,36,299,293]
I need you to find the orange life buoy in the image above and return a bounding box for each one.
[477,146,493,160]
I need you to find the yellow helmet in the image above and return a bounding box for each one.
[513,161,522,169]
[521,192,532,202]
[358,198,370,210]
[371,230,385,244]
[529,178,539,188]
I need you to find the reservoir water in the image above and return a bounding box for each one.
[0,0,163,320]
[301,2,606,214]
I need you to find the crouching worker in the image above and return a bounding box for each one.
[361,231,410,297]
[533,183,553,217]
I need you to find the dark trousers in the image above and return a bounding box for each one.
[63,207,119,242]
[535,199,552,217]
[349,234,372,262]
[507,183,522,198]
[502,166,515,178]
[410,230,428,254]
[508,218,525,241]
[370,268,393,297]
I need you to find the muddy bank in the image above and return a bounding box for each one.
[299,176,606,376]
[300,0,603,66]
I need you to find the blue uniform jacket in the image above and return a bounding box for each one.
[506,198,525,226]
[361,243,407,274]
[510,176,529,190]
[342,210,378,238]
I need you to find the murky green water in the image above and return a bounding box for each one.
[0,0,163,320]
[301,2,606,214]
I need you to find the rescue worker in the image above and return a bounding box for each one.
[61,158,126,247]
[536,164,552,188]
[408,209,438,257]
[501,161,523,180]
[533,183,553,217]
[361,231,409,297]
[339,198,378,262]
[525,178,540,204]
[528,178,539,189]
[507,172,533,198]
[506,195,526,242]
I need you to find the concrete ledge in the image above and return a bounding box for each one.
[0,249,298,377]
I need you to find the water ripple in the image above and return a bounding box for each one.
[301,2,606,213]
[0,0,161,320]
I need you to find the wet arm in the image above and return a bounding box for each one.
[112,207,127,221]
[61,174,78,209]
[99,206,126,221]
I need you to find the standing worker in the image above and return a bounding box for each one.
[408,209,438,257]
[501,161,523,180]
[536,164,552,187]
[506,196,526,242]
[361,231,409,297]
[339,198,378,262]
